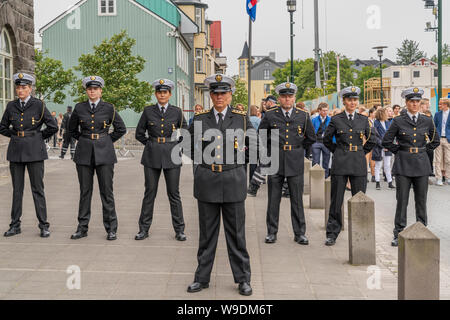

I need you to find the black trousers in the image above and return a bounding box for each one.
[76,164,117,233]
[138,167,185,233]
[326,175,367,240]
[61,137,76,157]
[9,161,49,230]
[393,175,428,238]
[195,201,251,284]
[266,174,306,237]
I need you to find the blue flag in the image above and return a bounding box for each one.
[247,0,258,22]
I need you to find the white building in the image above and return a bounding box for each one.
[382,58,450,106]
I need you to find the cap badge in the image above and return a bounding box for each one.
[18,74,24,79]
[351,87,356,92]
[159,79,165,85]
[286,83,291,88]
[215,75,223,82]
[413,88,419,93]
[90,76,96,81]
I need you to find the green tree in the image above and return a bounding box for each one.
[72,31,153,112]
[35,49,75,104]
[431,43,450,64]
[396,39,426,65]
[231,76,248,109]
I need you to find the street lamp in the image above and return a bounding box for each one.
[287,0,296,83]
[372,46,388,107]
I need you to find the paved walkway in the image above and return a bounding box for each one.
[0,154,448,300]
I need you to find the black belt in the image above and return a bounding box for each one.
[400,146,426,154]
[150,137,177,144]
[15,131,37,137]
[338,145,363,152]
[281,145,302,151]
[200,164,243,173]
[81,133,109,140]
[442,136,446,138]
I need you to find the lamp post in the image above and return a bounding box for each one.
[372,46,388,107]
[287,0,297,83]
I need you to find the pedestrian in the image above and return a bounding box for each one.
[188,104,203,126]
[57,113,64,148]
[59,106,76,159]
[68,76,127,241]
[393,104,401,118]
[265,95,277,110]
[235,103,245,112]
[0,73,58,238]
[248,105,261,186]
[420,98,430,114]
[433,98,450,186]
[259,82,316,245]
[323,86,376,246]
[368,108,376,182]
[311,102,331,178]
[187,74,254,296]
[373,108,395,190]
[134,79,187,241]
[51,111,58,148]
[382,87,440,247]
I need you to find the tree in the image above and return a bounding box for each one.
[396,39,426,65]
[231,76,248,109]
[35,49,75,104]
[431,43,450,64]
[354,65,384,103]
[71,31,153,112]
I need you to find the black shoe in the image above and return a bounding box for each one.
[187,282,209,293]
[391,238,398,247]
[371,176,376,182]
[282,192,290,198]
[176,232,187,241]
[238,282,253,296]
[247,184,259,197]
[40,229,50,238]
[70,231,87,240]
[59,155,64,159]
[4,227,21,237]
[107,232,117,241]
[388,182,395,189]
[265,234,277,244]
[135,231,149,241]
[294,235,309,245]
[325,237,336,246]
[376,182,381,190]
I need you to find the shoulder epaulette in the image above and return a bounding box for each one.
[295,107,308,113]
[232,109,247,116]
[266,107,278,112]
[195,110,210,116]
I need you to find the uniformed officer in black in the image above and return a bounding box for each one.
[68,76,127,241]
[186,74,254,296]
[135,79,187,241]
[259,82,316,245]
[323,86,376,246]
[59,106,76,159]
[382,87,440,247]
[0,73,58,238]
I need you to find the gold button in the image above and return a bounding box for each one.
[350,136,353,139]
[286,123,290,127]
[21,119,23,121]
[92,121,94,124]
[286,136,289,138]
[161,124,164,127]
[286,130,289,132]
[217,146,221,149]
[21,113,24,116]
[286,142,289,145]
[414,128,417,131]
[161,131,164,133]
[92,115,95,118]
[350,129,353,132]
[162,119,164,121]
[414,134,416,137]
[414,140,417,143]
[91,127,94,130]
[217,136,221,140]
[20,124,23,127]
[217,155,221,159]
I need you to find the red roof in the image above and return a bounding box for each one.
[210,21,222,51]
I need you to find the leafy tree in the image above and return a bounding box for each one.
[34,49,75,104]
[396,39,426,65]
[431,43,450,64]
[71,31,153,112]
[232,76,248,109]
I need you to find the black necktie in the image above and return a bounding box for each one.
[412,115,417,123]
[21,102,25,111]
[218,113,224,130]
[285,112,290,120]
[91,103,96,111]
[161,106,165,115]
[349,114,353,121]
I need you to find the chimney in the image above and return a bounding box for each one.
[269,52,276,60]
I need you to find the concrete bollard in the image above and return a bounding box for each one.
[398,222,440,300]
[310,164,325,209]
[324,178,345,230]
[304,159,311,195]
[348,192,375,265]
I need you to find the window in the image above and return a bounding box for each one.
[98,0,116,16]
[195,8,202,32]
[0,29,13,115]
[177,39,189,75]
[393,71,400,78]
[239,60,246,79]
[413,71,420,78]
[264,84,271,94]
[263,69,270,80]
[434,69,438,77]
[196,49,204,73]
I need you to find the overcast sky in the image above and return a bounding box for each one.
[35,0,449,76]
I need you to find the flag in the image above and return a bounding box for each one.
[246,0,258,22]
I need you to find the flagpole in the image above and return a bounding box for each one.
[248,16,252,109]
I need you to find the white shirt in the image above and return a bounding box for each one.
[89,99,100,109]
[214,106,228,124]
[407,111,419,123]
[344,110,357,120]
[158,103,169,114]
[19,96,31,106]
[442,109,449,137]
[281,107,294,118]
[381,121,386,131]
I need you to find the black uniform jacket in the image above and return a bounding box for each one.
[135,104,187,169]
[382,112,440,177]
[258,106,316,177]
[0,97,58,163]
[68,100,126,166]
[323,112,376,176]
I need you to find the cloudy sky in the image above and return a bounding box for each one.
[35,0,449,76]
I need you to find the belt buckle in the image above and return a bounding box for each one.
[283,145,292,151]
[211,164,223,173]
[91,134,100,140]
[349,145,358,152]
[410,147,419,154]
[157,137,166,144]
[17,131,25,137]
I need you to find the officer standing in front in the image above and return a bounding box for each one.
[135,79,187,242]
[186,74,254,296]
[382,88,440,247]
[59,106,76,159]
[323,87,376,246]
[0,73,58,237]
[68,76,127,241]
[259,82,316,245]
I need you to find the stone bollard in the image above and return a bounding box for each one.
[304,159,312,195]
[310,164,325,209]
[398,222,440,300]
[348,192,375,265]
[324,178,345,230]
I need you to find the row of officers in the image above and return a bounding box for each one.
[0,72,440,296]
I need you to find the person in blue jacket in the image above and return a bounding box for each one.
[311,103,331,178]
